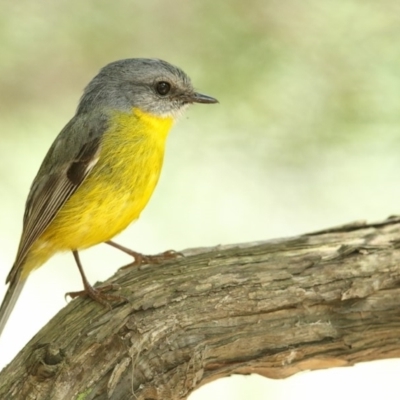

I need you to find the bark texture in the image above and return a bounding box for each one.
[1,217,400,399]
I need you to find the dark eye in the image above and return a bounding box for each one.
[155,81,171,96]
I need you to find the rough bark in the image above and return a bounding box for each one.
[1,217,400,400]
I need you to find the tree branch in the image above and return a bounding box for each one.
[1,217,400,399]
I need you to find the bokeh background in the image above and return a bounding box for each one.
[1,1,400,399]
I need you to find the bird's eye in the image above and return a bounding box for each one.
[155,81,171,96]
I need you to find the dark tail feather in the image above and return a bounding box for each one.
[0,271,26,337]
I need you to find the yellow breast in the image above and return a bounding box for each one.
[36,108,174,252]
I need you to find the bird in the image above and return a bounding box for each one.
[0,58,218,336]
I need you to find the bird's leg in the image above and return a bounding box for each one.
[105,240,182,269]
[65,250,126,307]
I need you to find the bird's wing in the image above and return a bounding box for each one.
[8,113,108,282]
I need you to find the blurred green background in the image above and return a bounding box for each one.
[1,1,400,399]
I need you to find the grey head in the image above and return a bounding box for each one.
[76,58,218,118]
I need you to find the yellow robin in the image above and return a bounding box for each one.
[0,58,218,335]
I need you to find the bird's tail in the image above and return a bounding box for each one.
[0,271,27,337]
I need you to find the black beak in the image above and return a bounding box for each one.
[191,92,219,104]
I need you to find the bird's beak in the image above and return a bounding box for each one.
[191,92,219,104]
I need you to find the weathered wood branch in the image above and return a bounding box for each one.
[1,217,400,399]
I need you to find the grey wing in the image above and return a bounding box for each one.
[8,114,106,282]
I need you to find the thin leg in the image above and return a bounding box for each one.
[65,250,126,307]
[105,240,182,269]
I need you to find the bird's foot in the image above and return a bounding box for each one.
[65,283,126,309]
[105,241,183,269]
[120,249,183,269]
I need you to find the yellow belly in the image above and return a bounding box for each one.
[24,108,173,272]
